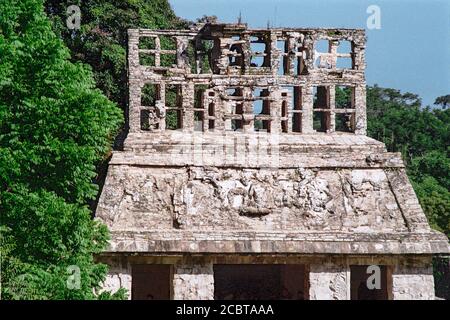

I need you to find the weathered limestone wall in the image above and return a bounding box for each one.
[97,255,437,300]
[392,262,435,300]
[309,263,350,300]
[96,132,449,256]
[100,256,132,300]
[96,165,416,233]
[173,264,214,300]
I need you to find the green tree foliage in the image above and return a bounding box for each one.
[0,0,124,299]
[366,86,450,238]
[367,87,450,298]
[434,94,450,109]
[409,150,450,191]
[367,85,448,161]
[412,177,450,236]
[45,0,188,109]
[335,86,352,108]
[408,150,450,238]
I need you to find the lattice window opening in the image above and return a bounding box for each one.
[138,35,178,68]
[141,83,161,107]
[221,88,244,131]
[139,36,156,50]
[193,111,204,132]
[313,111,331,132]
[335,85,355,109]
[314,39,354,70]
[188,40,198,74]
[165,84,183,130]
[230,103,244,131]
[336,40,354,69]
[140,83,163,131]
[292,41,309,76]
[159,35,177,68]
[192,38,214,74]
[228,35,245,69]
[335,85,356,132]
[253,88,272,132]
[335,113,355,133]
[140,109,155,131]
[312,85,356,133]
[139,51,156,66]
[313,86,330,109]
[207,102,216,130]
[205,90,217,131]
[292,86,303,132]
[313,39,333,69]
[138,35,158,66]
[281,86,303,133]
[313,86,331,132]
[193,85,212,132]
[138,35,218,73]
[280,90,291,133]
[250,35,271,68]
[276,39,288,75]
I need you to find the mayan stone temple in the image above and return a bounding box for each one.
[96,23,449,300]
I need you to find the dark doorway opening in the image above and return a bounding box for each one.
[214,264,307,300]
[350,265,390,300]
[131,264,172,300]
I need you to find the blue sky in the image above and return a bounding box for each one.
[169,0,450,107]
